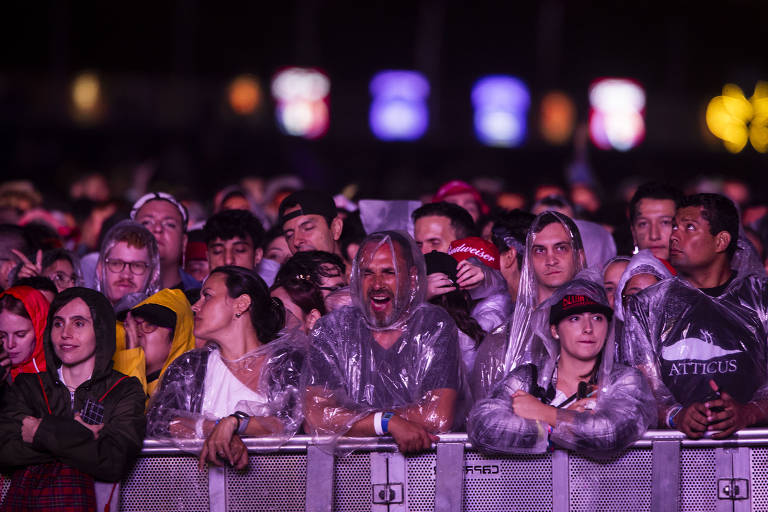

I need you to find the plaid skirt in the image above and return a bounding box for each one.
[1,462,96,512]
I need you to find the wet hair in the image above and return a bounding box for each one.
[412,202,476,240]
[679,193,739,259]
[429,289,486,346]
[0,293,29,320]
[209,266,285,343]
[203,209,265,248]
[532,212,584,252]
[13,276,57,298]
[271,254,328,317]
[628,182,683,225]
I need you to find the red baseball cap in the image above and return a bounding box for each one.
[448,236,500,270]
[432,180,490,216]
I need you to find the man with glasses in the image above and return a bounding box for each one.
[96,220,161,313]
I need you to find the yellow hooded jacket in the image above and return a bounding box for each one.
[113,288,195,404]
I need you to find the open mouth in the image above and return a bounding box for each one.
[369,294,392,311]
[57,344,79,352]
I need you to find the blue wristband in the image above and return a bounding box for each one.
[381,412,394,434]
[668,406,683,429]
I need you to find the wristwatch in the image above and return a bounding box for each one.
[229,411,251,435]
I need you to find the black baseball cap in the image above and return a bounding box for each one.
[131,303,177,329]
[278,190,337,228]
[549,294,613,325]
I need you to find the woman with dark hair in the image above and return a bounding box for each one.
[146,266,305,470]
[42,249,83,292]
[270,251,345,333]
[0,287,145,510]
[468,274,656,455]
[0,286,50,381]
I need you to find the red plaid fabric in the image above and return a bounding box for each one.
[1,462,96,512]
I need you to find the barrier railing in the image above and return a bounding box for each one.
[10,429,768,511]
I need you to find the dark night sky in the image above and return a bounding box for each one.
[0,1,766,199]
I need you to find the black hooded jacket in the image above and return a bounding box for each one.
[0,287,145,482]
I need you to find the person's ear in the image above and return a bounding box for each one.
[305,308,322,332]
[550,324,560,339]
[181,234,188,265]
[714,231,732,254]
[330,216,344,242]
[501,248,517,270]
[253,247,264,266]
[234,294,252,318]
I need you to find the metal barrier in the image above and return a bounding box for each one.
[5,429,768,511]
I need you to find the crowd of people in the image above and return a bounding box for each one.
[0,172,767,508]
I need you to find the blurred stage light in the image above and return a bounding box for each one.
[71,71,103,123]
[228,74,262,115]
[588,78,645,151]
[706,82,768,153]
[471,75,530,147]
[271,67,330,139]
[540,91,575,145]
[369,71,429,141]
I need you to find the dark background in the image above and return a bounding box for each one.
[1,1,766,201]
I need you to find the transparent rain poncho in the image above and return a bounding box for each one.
[574,219,617,270]
[623,236,768,426]
[358,199,423,236]
[303,231,463,446]
[467,274,657,455]
[613,249,673,322]
[145,330,306,448]
[470,212,586,399]
[95,220,161,314]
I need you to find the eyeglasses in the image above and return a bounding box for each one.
[105,258,149,276]
[47,272,77,286]
[133,318,161,334]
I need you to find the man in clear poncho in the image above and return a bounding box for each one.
[624,193,768,439]
[471,212,586,399]
[467,275,656,454]
[303,231,462,453]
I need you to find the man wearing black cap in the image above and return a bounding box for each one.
[278,190,345,261]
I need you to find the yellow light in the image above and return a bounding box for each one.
[750,81,768,153]
[71,72,102,122]
[705,82,768,153]
[228,75,262,115]
[540,91,575,145]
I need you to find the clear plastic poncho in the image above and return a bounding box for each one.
[358,199,423,236]
[623,235,768,426]
[575,219,617,270]
[613,249,673,322]
[467,274,657,455]
[470,212,586,399]
[303,231,463,446]
[95,220,161,313]
[145,330,307,449]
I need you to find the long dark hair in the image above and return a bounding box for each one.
[429,289,486,346]
[210,266,285,343]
